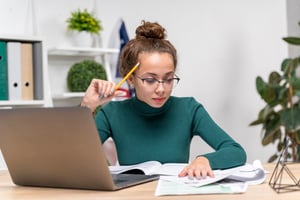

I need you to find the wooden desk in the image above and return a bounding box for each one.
[0,164,299,200]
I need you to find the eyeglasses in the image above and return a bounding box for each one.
[135,74,180,89]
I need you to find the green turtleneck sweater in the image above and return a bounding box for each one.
[94,96,246,169]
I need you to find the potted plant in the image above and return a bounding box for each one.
[67,60,107,92]
[250,29,300,162]
[66,8,103,47]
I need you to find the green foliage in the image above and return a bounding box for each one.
[250,35,300,162]
[67,60,107,92]
[66,8,103,34]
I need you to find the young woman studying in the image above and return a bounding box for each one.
[80,20,247,179]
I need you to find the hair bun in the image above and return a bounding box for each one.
[135,20,166,40]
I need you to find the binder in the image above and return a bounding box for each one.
[0,41,8,100]
[21,43,34,100]
[32,42,43,100]
[7,42,22,100]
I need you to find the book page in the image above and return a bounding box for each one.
[109,161,188,175]
[155,163,187,176]
[109,161,162,175]
[225,160,266,185]
[158,160,265,188]
[155,179,248,196]
[159,167,238,187]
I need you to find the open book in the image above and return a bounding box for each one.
[110,160,266,187]
[110,160,265,185]
[109,161,187,176]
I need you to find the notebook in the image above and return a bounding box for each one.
[0,107,158,191]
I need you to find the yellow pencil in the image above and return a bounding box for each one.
[115,62,140,90]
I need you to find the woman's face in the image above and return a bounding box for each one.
[130,52,176,108]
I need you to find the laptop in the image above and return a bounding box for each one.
[0,107,158,191]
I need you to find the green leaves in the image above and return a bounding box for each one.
[256,76,275,103]
[66,8,103,34]
[252,31,300,162]
[291,76,300,90]
[283,37,300,45]
[261,114,281,146]
[67,60,107,92]
[280,108,300,131]
[251,55,300,162]
[255,72,285,104]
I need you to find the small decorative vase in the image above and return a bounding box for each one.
[73,31,93,47]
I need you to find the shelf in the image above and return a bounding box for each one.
[48,46,119,57]
[52,92,85,99]
[47,46,120,102]
[52,92,127,102]
[0,34,43,43]
[0,35,53,108]
[0,100,47,107]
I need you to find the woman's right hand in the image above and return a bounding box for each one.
[80,79,125,113]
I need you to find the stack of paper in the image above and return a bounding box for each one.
[109,159,266,196]
[155,160,265,196]
[155,179,248,195]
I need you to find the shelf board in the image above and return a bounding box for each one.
[48,46,119,56]
[52,92,85,99]
[0,34,43,42]
[52,93,127,102]
[63,92,85,98]
[0,100,46,107]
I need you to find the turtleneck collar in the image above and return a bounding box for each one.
[131,96,173,117]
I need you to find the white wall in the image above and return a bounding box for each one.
[287,0,300,57]
[0,0,288,168]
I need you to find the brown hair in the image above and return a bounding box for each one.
[119,20,177,77]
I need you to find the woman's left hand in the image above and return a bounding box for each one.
[178,156,214,179]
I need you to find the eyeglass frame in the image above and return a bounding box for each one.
[134,74,180,88]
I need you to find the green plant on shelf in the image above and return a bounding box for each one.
[66,8,103,34]
[67,60,107,92]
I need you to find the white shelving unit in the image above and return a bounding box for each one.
[0,34,53,108]
[47,46,119,102]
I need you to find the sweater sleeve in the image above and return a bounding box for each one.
[192,104,247,169]
[94,108,111,144]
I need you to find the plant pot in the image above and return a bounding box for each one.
[73,31,93,47]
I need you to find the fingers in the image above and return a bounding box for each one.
[83,79,116,109]
[83,79,129,113]
[97,80,116,98]
[178,165,214,180]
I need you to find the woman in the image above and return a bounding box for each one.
[81,20,247,179]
